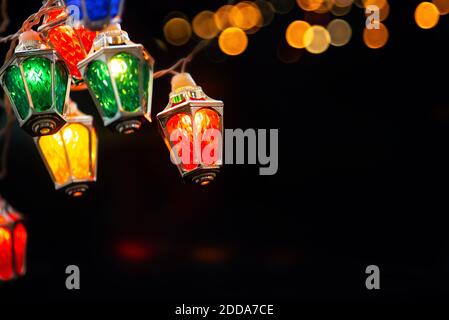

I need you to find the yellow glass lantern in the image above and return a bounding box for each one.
[35,100,98,196]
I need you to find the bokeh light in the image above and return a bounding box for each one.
[286,20,311,49]
[363,22,389,48]
[193,11,220,39]
[296,0,324,11]
[415,2,440,29]
[315,0,335,14]
[304,25,331,54]
[229,2,263,30]
[214,5,233,30]
[331,3,352,16]
[327,19,352,47]
[433,0,449,15]
[363,0,387,9]
[219,27,249,56]
[335,0,353,7]
[163,17,192,46]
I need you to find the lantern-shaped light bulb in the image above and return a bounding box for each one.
[0,30,70,136]
[0,198,27,282]
[78,24,154,134]
[38,4,97,84]
[157,73,224,185]
[65,0,125,31]
[35,100,98,196]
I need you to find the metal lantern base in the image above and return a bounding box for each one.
[115,119,143,134]
[184,168,220,186]
[26,114,66,137]
[64,184,90,197]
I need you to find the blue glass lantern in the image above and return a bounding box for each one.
[65,0,124,31]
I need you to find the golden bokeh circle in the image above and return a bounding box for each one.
[304,25,331,54]
[286,20,312,49]
[193,11,220,39]
[415,2,440,29]
[163,17,192,46]
[229,2,263,30]
[433,0,449,15]
[327,19,352,47]
[218,27,249,56]
[363,22,389,49]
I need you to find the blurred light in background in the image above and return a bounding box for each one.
[331,3,352,16]
[164,17,192,46]
[433,0,449,15]
[219,27,249,56]
[363,0,387,10]
[327,19,352,47]
[363,22,389,48]
[193,11,220,39]
[296,0,324,12]
[192,246,231,264]
[415,2,440,29]
[315,0,335,14]
[229,2,263,31]
[304,25,331,54]
[335,0,353,7]
[286,20,312,49]
[214,5,233,31]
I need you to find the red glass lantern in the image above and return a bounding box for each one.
[157,73,224,185]
[39,3,97,85]
[0,198,27,282]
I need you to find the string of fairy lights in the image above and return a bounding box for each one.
[160,0,448,60]
[0,0,448,282]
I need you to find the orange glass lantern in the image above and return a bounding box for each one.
[157,73,224,185]
[39,3,97,85]
[0,197,27,282]
[35,100,98,196]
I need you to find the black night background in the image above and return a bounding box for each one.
[1,0,449,314]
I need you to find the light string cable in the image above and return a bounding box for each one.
[154,39,211,79]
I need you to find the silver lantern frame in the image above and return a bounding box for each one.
[78,29,154,134]
[0,200,26,282]
[157,85,224,185]
[34,102,98,197]
[0,41,70,137]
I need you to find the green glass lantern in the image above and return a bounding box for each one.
[0,31,70,136]
[78,24,154,134]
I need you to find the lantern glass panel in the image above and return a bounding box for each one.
[85,60,118,118]
[4,65,30,120]
[38,133,71,185]
[91,127,97,175]
[194,108,221,165]
[22,57,53,112]
[0,227,13,281]
[13,223,27,276]
[55,61,69,113]
[109,52,140,112]
[166,113,198,171]
[62,123,92,180]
